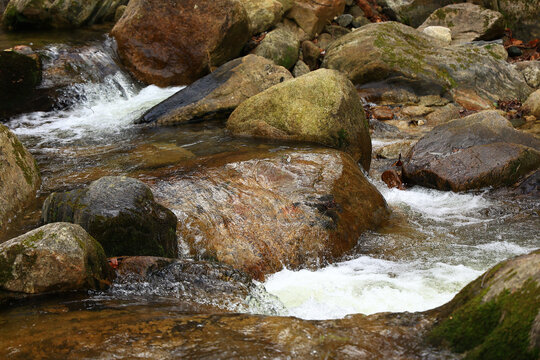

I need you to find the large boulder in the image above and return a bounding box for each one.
[0,223,111,294]
[0,125,40,234]
[286,0,345,37]
[429,249,540,359]
[377,0,459,27]
[155,149,389,280]
[472,0,540,41]
[138,55,292,125]
[227,69,372,170]
[0,49,42,119]
[322,22,532,103]
[41,176,178,258]
[238,0,292,35]
[111,0,250,86]
[2,0,127,29]
[252,27,300,69]
[402,110,540,191]
[418,3,505,45]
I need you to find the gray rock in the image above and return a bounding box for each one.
[138,55,292,125]
[378,0,457,27]
[337,14,353,27]
[418,3,504,45]
[41,176,178,258]
[351,15,370,28]
[253,27,300,69]
[292,60,310,77]
[524,89,540,118]
[513,61,540,89]
[403,110,540,191]
[0,223,112,294]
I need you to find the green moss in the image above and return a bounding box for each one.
[429,278,540,359]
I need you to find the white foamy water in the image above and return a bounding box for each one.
[265,256,482,320]
[8,74,182,148]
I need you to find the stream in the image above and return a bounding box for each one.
[1,32,539,358]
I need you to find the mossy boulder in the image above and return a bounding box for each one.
[111,0,250,86]
[428,249,540,359]
[156,148,389,280]
[403,110,540,191]
[138,55,293,125]
[41,176,178,258]
[322,22,532,103]
[418,3,505,45]
[238,0,292,35]
[252,27,300,69]
[2,0,127,29]
[0,223,112,294]
[0,125,40,235]
[0,50,42,118]
[227,69,372,170]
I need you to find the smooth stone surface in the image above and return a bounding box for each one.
[252,27,300,69]
[238,0,291,35]
[422,26,451,45]
[524,89,540,118]
[155,148,389,280]
[403,110,540,191]
[138,55,292,125]
[513,61,540,89]
[286,0,345,36]
[227,69,372,169]
[111,0,250,86]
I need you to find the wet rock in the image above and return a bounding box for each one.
[513,61,540,89]
[374,139,415,159]
[401,105,433,117]
[323,22,532,103]
[155,149,389,280]
[252,27,300,69]
[418,3,504,45]
[377,0,457,27]
[403,110,540,191]
[507,46,522,58]
[138,55,292,125]
[286,0,345,37]
[41,176,178,258]
[451,88,494,111]
[422,26,451,45]
[292,60,310,77]
[227,69,372,170]
[425,103,462,125]
[238,0,291,35]
[0,49,42,119]
[111,0,250,86]
[114,4,126,22]
[2,0,126,29]
[0,223,111,294]
[524,89,540,118]
[429,249,540,359]
[0,125,40,235]
[372,106,395,120]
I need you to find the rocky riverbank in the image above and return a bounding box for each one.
[1,0,539,358]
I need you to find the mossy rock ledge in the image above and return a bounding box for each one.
[0,223,112,294]
[227,68,372,171]
[428,249,540,360]
[322,21,532,103]
[41,176,178,258]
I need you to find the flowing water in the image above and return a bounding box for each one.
[1,35,539,357]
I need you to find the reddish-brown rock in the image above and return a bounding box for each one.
[287,0,345,37]
[111,0,250,86]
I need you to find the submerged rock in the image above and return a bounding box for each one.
[2,0,126,29]
[418,3,504,45]
[322,22,532,103]
[286,0,345,37]
[138,55,292,125]
[429,249,540,359]
[252,27,300,69]
[41,176,178,258]
[227,69,372,170]
[111,0,250,86]
[0,223,111,294]
[0,125,40,235]
[155,148,389,280]
[403,110,540,191]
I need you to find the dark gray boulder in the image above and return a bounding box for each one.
[41,176,178,258]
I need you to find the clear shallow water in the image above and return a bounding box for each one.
[4,39,539,323]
